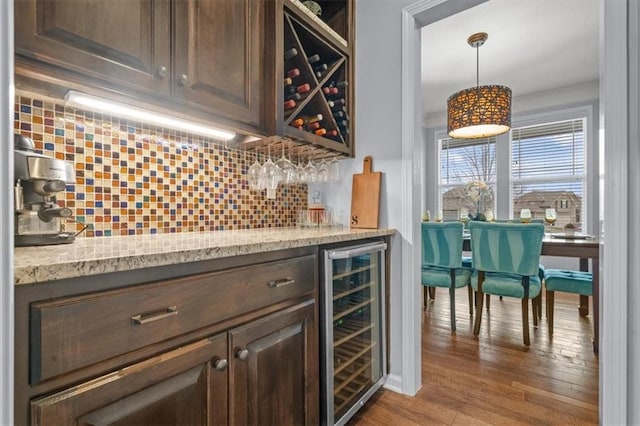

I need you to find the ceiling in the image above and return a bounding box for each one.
[420,0,601,121]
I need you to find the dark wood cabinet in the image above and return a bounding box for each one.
[15,0,273,135]
[15,247,319,426]
[30,334,228,426]
[15,0,171,98]
[173,0,270,131]
[229,300,318,426]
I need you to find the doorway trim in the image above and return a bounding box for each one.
[400,0,628,423]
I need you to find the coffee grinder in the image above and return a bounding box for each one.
[14,134,76,246]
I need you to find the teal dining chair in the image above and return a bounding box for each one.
[544,269,593,336]
[421,222,472,331]
[468,221,545,346]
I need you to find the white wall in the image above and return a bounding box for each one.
[626,0,639,422]
[0,0,14,424]
[314,0,416,390]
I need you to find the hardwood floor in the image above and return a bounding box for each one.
[348,289,599,425]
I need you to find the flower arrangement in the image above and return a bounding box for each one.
[463,181,491,202]
[463,181,493,221]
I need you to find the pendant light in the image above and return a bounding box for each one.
[447,32,512,139]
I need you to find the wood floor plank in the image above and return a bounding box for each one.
[347,289,598,425]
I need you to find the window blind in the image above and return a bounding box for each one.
[510,118,587,229]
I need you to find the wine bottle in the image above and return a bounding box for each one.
[326,129,339,137]
[284,99,296,110]
[332,98,346,107]
[331,105,347,113]
[307,54,321,64]
[306,121,321,131]
[284,47,298,60]
[333,110,346,119]
[314,63,328,73]
[284,77,293,86]
[291,114,323,127]
[285,92,302,101]
[314,128,327,136]
[296,83,311,94]
[286,67,301,79]
[322,86,339,96]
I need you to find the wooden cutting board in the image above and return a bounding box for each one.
[350,156,381,229]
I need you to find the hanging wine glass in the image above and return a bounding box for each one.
[247,152,262,190]
[327,156,340,181]
[294,150,306,183]
[260,145,280,191]
[303,156,318,184]
[276,143,295,184]
[317,159,329,183]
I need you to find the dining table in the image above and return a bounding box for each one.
[463,233,601,353]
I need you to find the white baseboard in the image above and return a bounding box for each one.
[382,373,419,396]
[382,374,403,393]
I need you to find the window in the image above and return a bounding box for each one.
[437,116,587,231]
[439,137,496,220]
[511,119,586,230]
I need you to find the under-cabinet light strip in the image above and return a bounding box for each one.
[64,90,236,141]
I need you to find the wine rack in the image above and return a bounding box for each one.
[281,0,354,157]
[322,241,386,426]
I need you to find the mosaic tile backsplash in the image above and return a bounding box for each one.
[14,94,307,238]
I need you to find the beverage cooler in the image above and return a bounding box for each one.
[321,241,387,426]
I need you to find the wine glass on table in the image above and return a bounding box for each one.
[459,208,469,225]
[519,208,532,223]
[544,208,557,226]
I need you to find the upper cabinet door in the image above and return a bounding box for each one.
[173,0,270,133]
[15,0,171,97]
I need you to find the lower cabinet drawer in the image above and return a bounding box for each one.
[30,254,316,384]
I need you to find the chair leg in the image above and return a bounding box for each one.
[423,286,428,309]
[473,289,484,336]
[547,290,555,336]
[522,298,530,346]
[532,297,538,328]
[467,285,473,316]
[429,286,436,300]
[449,284,456,331]
[537,293,543,320]
[486,293,491,311]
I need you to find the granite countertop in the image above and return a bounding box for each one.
[14,227,396,285]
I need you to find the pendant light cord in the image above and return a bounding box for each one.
[476,44,480,88]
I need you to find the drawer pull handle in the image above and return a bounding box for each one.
[131,306,178,325]
[267,278,295,288]
[236,348,250,361]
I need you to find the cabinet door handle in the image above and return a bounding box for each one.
[213,358,228,371]
[236,348,249,361]
[267,278,295,288]
[177,74,189,87]
[157,65,168,79]
[131,306,178,325]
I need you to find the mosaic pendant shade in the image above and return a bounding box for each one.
[447,84,512,139]
[447,32,512,139]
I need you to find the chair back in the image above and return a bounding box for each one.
[421,222,464,269]
[468,221,544,276]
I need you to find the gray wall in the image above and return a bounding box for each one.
[0,0,14,423]
[628,0,639,422]
[316,0,416,385]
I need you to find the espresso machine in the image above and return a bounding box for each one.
[14,134,76,246]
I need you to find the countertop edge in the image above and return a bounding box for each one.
[14,228,396,285]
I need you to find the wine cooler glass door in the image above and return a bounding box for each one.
[324,241,386,426]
